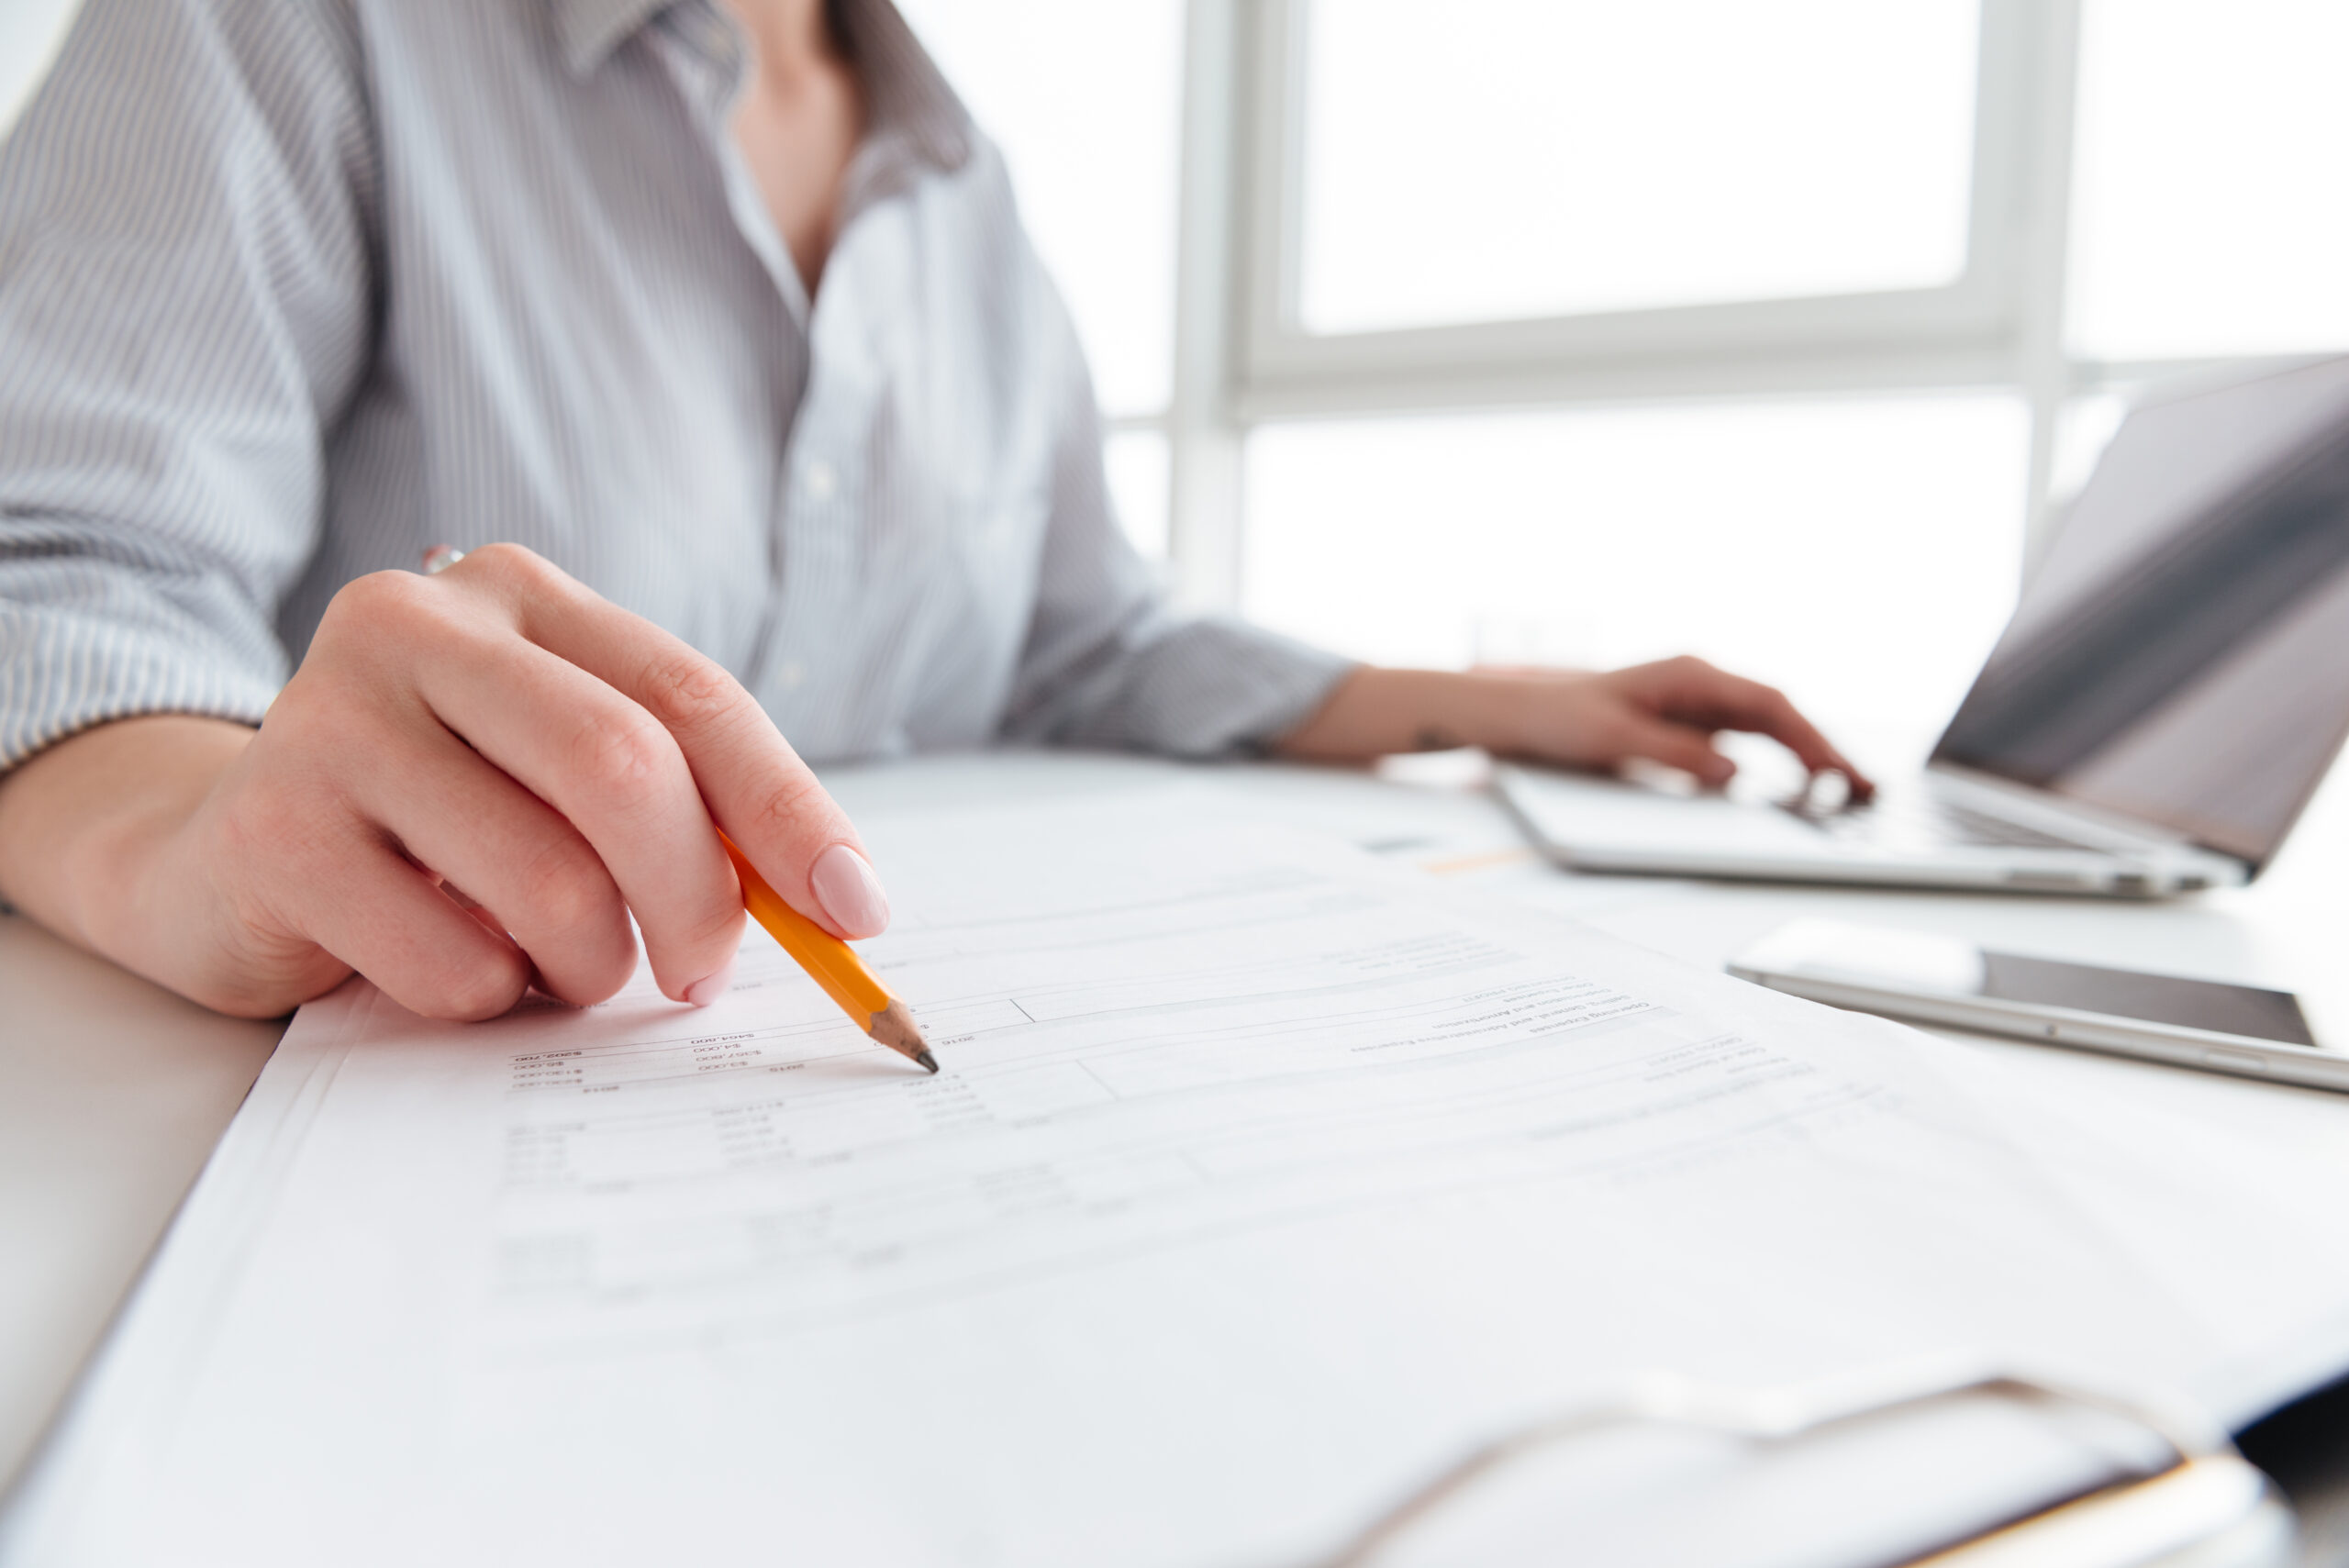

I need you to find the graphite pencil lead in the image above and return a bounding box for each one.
[916,1049,941,1074]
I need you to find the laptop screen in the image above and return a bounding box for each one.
[1932,356,2349,869]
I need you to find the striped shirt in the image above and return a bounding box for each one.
[0,0,1351,771]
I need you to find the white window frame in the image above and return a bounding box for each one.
[1157,0,2310,617]
[1236,0,2039,413]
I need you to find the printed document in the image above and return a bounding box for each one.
[0,797,2297,1566]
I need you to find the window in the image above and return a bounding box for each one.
[1234,0,2034,424]
[894,0,2349,721]
[1185,0,2345,739]
[2066,0,2349,361]
[1296,0,1980,334]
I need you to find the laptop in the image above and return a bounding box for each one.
[1497,354,2349,897]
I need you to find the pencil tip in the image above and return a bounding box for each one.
[867,999,937,1072]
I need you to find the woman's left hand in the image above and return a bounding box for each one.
[1275,657,1875,799]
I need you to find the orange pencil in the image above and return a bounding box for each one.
[718,834,937,1074]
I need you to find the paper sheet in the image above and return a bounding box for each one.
[2,797,2279,1566]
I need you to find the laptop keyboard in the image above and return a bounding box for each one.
[1796,794,2099,852]
[1922,800,2099,851]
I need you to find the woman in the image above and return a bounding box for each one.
[0,0,1865,1023]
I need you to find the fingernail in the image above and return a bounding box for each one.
[810,843,891,938]
[684,956,736,1008]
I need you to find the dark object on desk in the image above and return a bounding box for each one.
[1980,951,2315,1047]
[2238,1370,2349,1565]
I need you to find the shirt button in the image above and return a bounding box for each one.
[775,660,806,690]
[803,461,838,503]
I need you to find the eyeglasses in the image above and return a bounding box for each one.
[1308,1361,2291,1568]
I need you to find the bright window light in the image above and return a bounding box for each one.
[1103,429,1171,561]
[1297,0,1979,335]
[895,0,1184,417]
[1243,396,2028,741]
[2067,0,2349,360]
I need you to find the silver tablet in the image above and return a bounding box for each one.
[1730,917,2349,1092]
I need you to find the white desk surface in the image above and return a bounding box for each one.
[7,747,2349,1551]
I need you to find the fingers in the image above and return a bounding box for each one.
[454,545,884,940]
[272,547,875,1024]
[284,837,534,1022]
[412,628,749,1002]
[1609,715,1736,788]
[1624,657,1876,797]
[348,722,641,1006]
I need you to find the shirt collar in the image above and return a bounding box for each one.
[549,0,973,175]
[832,0,972,175]
[550,0,670,76]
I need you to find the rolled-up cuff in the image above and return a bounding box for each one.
[1058,615,1358,759]
[0,608,282,770]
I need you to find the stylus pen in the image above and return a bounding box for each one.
[421,544,937,1073]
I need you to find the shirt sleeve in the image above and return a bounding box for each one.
[996,305,1354,760]
[0,0,376,770]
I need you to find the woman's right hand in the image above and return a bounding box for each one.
[0,544,888,1020]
